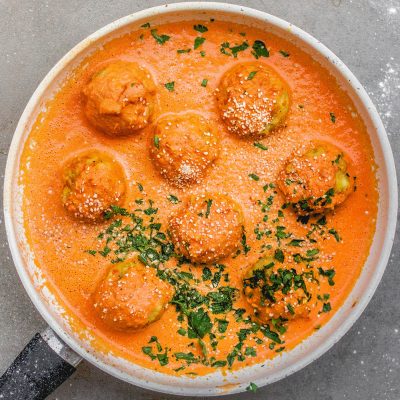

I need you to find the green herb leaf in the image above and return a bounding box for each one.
[249,173,260,181]
[151,29,170,45]
[318,267,336,286]
[167,194,180,204]
[194,36,206,49]
[247,71,258,80]
[188,308,212,339]
[329,228,341,242]
[279,50,290,57]
[246,382,258,393]
[142,346,156,360]
[220,41,249,57]
[154,135,160,148]
[165,81,175,92]
[201,79,208,87]
[274,248,285,263]
[194,24,208,33]
[141,22,150,28]
[252,40,269,58]
[217,319,229,333]
[330,112,336,123]
[288,239,305,247]
[322,302,332,313]
[177,48,191,54]
[205,199,213,218]
[157,350,169,366]
[253,142,268,150]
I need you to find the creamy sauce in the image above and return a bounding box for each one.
[20,20,378,376]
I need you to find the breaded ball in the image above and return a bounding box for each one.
[169,193,244,264]
[93,259,172,331]
[61,151,126,222]
[277,141,353,214]
[216,62,290,137]
[83,61,156,136]
[149,113,220,187]
[243,256,311,322]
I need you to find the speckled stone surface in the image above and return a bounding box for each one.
[0,1,399,399]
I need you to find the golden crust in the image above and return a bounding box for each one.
[93,259,172,331]
[216,62,290,137]
[149,113,220,187]
[83,61,156,136]
[61,151,126,222]
[277,141,353,214]
[169,193,244,264]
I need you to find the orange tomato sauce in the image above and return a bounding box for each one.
[20,20,378,376]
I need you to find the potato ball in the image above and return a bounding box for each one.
[243,256,311,322]
[93,259,172,331]
[169,193,244,264]
[83,61,156,136]
[277,141,353,214]
[216,62,290,137]
[61,151,126,222]
[150,113,220,187]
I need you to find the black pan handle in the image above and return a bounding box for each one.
[0,327,82,400]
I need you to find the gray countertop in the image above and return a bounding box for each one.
[0,1,399,399]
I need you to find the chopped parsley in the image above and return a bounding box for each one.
[150,29,170,45]
[177,48,191,54]
[194,36,206,49]
[252,40,269,58]
[205,199,213,218]
[328,228,341,242]
[201,79,208,87]
[153,135,160,148]
[318,267,336,286]
[220,41,249,57]
[279,50,290,57]
[253,142,268,150]
[194,24,208,33]
[247,71,258,80]
[167,194,180,204]
[330,112,336,123]
[140,22,150,28]
[164,81,175,92]
[322,302,332,313]
[249,173,260,181]
[246,382,258,393]
[274,248,285,263]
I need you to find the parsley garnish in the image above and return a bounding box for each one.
[249,173,260,181]
[253,142,268,150]
[194,24,208,33]
[201,79,208,87]
[318,267,336,286]
[279,50,290,57]
[220,41,249,57]
[167,194,179,204]
[247,71,258,80]
[150,29,170,45]
[246,382,258,393]
[205,199,213,218]
[330,112,336,123]
[194,36,206,49]
[252,40,269,58]
[154,135,160,148]
[164,81,175,92]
